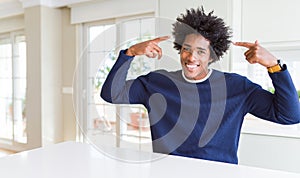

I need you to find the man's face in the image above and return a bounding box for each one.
[180,34,212,80]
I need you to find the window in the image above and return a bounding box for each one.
[0,32,27,144]
[232,42,300,137]
[78,15,155,151]
[229,0,300,138]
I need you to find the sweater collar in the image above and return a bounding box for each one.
[181,69,213,83]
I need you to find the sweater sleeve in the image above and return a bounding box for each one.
[100,50,147,104]
[246,65,300,124]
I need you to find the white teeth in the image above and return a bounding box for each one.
[186,64,198,68]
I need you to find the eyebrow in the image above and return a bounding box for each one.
[182,43,207,51]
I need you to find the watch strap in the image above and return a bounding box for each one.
[267,60,282,73]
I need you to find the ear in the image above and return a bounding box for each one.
[208,57,215,65]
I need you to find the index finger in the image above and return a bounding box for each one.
[152,36,170,43]
[233,41,256,49]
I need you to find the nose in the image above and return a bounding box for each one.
[186,50,198,61]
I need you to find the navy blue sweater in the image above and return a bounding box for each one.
[101,50,300,164]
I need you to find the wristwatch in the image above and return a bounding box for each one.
[267,60,283,73]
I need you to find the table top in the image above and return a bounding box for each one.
[0,141,299,178]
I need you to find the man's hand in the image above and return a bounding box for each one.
[126,36,170,60]
[233,40,278,67]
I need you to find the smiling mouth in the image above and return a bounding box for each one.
[185,63,200,69]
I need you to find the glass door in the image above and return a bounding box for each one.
[0,32,27,144]
[79,16,155,152]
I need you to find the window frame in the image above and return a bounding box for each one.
[240,41,300,138]
[76,13,155,151]
[0,30,27,146]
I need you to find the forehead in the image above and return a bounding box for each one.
[183,34,210,48]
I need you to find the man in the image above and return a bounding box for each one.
[101,7,300,164]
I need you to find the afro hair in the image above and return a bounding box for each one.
[172,6,232,63]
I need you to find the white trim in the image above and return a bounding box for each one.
[19,0,93,8]
[70,0,156,24]
[0,1,24,19]
[51,0,93,7]
[0,15,24,34]
[260,41,300,51]
[19,0,49,8]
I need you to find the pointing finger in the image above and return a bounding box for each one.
[233,41,256,49]
[152,36,170,44]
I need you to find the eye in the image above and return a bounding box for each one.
[182,47,191,52]
[197,50,206,55]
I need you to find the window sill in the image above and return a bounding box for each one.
[241,114,300,139]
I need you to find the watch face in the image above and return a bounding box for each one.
[277,59,281,66]
[275,59,283,69]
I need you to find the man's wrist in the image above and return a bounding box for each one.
[267,59,283,73]
[125,47,135,56]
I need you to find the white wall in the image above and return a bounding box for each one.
[61,8,77,141]
[25,5,63,148]
[235,0,300,173]
[239,133,300,173]
[241,0,300,42]
[40,6,63,146]
[24,6,43,149]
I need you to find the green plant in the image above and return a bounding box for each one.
[267,87,275,94]
[94,34,155,91]
[94,52,117,91]
[269,88,300,99]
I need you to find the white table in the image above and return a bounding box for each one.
[0,141,299,178]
